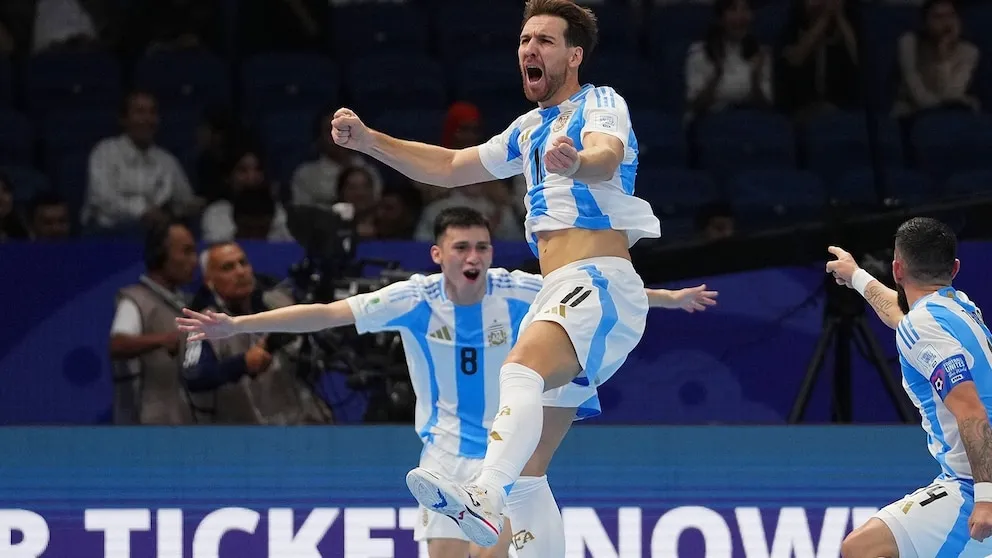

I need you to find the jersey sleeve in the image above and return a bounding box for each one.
[900,315,975,401]
[477,118,524,179]
[581,86,632,149]
[489,268,544,304]
[346,278,427,334]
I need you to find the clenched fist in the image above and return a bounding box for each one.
[543,136,580,177]
[330,108,372,152]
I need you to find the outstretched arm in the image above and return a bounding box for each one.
[177,300,357,341]
[647,285,718,313]
[825,246,904,329]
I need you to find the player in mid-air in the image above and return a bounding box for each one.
[176,207,717,558]
[329,0,663,548]
[826,217,992,557]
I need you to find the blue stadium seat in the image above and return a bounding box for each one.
[2,165,51,204]
[41,109,117,165]
[629,110,686,169]
[0,111,34,166]
[803,110,902,181]
[51,153,89,219]
[330,3,428,57]
[654,39,694,113]
[594,4,641,55]
[910,111,992,181]
[157,109,200,158]
[241,53,339,119]
[24,51,122,115]
[258,109,319,166]
[729,169,824,227]
[346,55,446,119]
[634,168,719,218]
[836,168,934,207]
[0,58,11,108]
[435,2,521,57]
[945,170,992,201]
[133,51,231,110]
[372,110,447,147]
[695,110,796,177]
[583,55,659,110]
[452,53,523,110]
[647,3,710,60]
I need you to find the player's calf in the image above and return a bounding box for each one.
[841,518,900,558]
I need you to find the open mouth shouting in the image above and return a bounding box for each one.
[463,269,482,282]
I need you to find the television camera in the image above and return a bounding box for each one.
[283,204,416,424]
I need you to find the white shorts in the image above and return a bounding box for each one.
[521,256,649,420]
[413,444,484,542]
[874,478,992,558]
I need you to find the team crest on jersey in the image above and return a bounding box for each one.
[487,321,507,346]
[552,109,574,132]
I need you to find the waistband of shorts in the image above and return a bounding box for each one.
[543,256,636,283]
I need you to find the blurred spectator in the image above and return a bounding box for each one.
[695,202,737,241]
[239,0,325,54]
[27,191,71,241]
[291,108,383,208]
[0,173,29,242]
[82,90,202,236]
[125,0,220,57]
[685,0,772,119]
[1,0,121,54]
[892,0,979,119]
[201,147,293,243]
[195,106,245,202]
[336,166,380,238]
[181,242,334,424]
[414,180,524,242]
[372,187,421,240]
[416,102,487,206]
[777,0,861,119]
[110,221,197,425]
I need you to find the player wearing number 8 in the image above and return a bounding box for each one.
[826,218,992,558]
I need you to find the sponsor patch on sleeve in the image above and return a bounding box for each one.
[929,354,972,400]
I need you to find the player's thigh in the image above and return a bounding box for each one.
[470,517,513,558]
[521,406,577,477]
[865,479,992,558]
[428,538,471,558]
[508,257,648,391]
[841,518,899,558]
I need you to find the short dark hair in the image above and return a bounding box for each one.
[27,191,66,216]
[433,206,491,242]
[894,217,957,284]
[523,0,599,57]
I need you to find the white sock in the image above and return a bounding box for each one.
[505,475,565,558]
[474,363,545,500]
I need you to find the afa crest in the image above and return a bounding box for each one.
[487,321,507,346]
[552,109,574,132]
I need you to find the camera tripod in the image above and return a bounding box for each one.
[788,280,916,424]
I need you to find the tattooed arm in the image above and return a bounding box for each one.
[862,281,904,330]
[825,246,904,329]
[947,383,992,482]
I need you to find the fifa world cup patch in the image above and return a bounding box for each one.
[596,114,617,130]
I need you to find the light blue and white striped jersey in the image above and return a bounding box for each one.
[898,287,992,481]
[346,268,542,458]
[477,84,661,256]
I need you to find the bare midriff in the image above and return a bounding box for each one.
[534,228,630,276]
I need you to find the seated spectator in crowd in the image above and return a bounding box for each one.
[777,0,861,120]
[194,106,245,203]
[685,0,772,120]
[27,191,71,241]
[416,101,487,206]
[892,0,979,119]
[201,147,293,243]
[414,180,524,242]
[110,221,197,425]
[0,173,28,242]
[181,242,334,424]
[333,166,380,237]
[291,107,383,208]
[695,202,737,241]
[371,187,421,240]
[82,90,202,237]
[1,0,121,54]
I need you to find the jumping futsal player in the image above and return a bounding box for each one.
[329,0,665,548]
[176,207,717,558]
[826,217,992,557]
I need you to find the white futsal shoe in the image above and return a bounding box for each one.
[405,467,503,547]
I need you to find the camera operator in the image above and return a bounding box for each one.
[180,241,332,424]
[109,221,197,424]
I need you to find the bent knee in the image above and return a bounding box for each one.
[841,519,898,558]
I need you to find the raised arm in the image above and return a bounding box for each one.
[177,300,356,341]
[330,108,502,188]
[825,246,904,329]
[646,285,719,313]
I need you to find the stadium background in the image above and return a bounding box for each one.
[2,0,992,556]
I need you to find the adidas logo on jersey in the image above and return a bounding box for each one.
[543,304,567,318]
[429,326,452,341]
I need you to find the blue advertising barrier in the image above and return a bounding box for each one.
[0,426,936,557]
[2,240,991,425]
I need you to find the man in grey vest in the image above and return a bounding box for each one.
[109,221,197,424]
[181,241,333,424]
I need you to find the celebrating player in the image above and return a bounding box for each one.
[329,0,665,547]
[827,217,992,557]
[176,207,716,558]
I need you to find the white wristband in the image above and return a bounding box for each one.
[976,482,992,503]
[851,268,875,297]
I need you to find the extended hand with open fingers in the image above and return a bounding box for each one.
[330,108,371,152]
[175,308,238,341]
[543,135,580,177]
[825,245,859,287]
[674,284,719,313]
